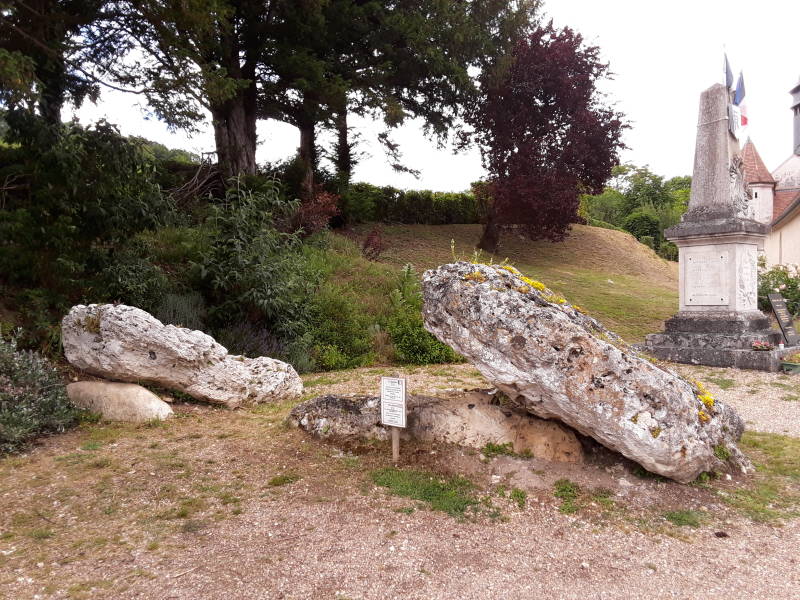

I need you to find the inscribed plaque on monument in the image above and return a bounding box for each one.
[685,251,729,305]
[767,293,800,345]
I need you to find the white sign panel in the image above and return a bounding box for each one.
[685,250,729,306]
[380,377,406,428]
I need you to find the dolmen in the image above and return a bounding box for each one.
[421,262,751,483]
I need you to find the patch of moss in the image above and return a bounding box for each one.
[713,444,731,461]
[268,473,301,487]
[664,509,703,527]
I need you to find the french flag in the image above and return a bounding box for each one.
[734,72,748,126]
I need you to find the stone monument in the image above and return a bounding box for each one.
[645,83,793,371]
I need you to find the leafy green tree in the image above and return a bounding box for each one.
[0,0,121,123]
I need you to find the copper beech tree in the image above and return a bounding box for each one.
[471,22,627,251]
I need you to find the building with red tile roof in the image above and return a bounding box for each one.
[743,78,800,265]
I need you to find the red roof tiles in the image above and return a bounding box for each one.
[742,140,776,185]
[773,188,800,223]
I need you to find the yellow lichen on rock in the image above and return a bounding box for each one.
[463,271,487,283]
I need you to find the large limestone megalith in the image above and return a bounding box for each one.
[62,304,303,408]
[421,262,751,483]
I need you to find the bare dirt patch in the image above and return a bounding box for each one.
[1,363,799,599]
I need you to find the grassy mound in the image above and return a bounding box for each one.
[368,224,678,342]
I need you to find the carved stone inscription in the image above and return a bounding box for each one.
[686,250,729,306]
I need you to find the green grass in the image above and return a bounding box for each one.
[553,478,581,514]
[481,442,532,460]
[370,467,478,517]
[268,473,301,487]
[663,510,703,527]
[713,444,731,461]
[591,487,615,509]
[706,377,736,390]
[721,432,800,522]
[510,488,527,509]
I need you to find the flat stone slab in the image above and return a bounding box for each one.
[289,390,584,463]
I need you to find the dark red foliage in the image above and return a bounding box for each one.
[297,186,340,236]
[361,226,386,261]
[470,22,627,249]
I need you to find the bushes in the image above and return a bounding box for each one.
[623,211,661,242]
[658,241,678,261]
[387,265,461,365]
[0,112,171,291]
[308,283,375,370]
[198,178,320,340]
[339,182,484,225]
[758,261,800,315]
[0,334,83,454]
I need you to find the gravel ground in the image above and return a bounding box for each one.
[3,363,800,600]
[672,363,800,437]
[72,497,800,600]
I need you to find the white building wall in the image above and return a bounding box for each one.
[766,218,800,267]
[750,184,774,225]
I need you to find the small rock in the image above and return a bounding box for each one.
[66,381,173,423]
[580,562,590,569]
[714,531,730,538]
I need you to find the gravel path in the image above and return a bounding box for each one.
[108,499,800,600]
[672,364,800,437]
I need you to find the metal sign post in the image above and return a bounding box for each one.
[380,376,406,464]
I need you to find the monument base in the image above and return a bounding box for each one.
[644,312,794,372]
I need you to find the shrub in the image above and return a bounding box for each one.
[0,334,82,454]
[197,177,321,341]
[340,182,380,223]
[387,265,461,365]
[296,186,340,236]
[0,112,171,291]
[99,251,172,314]
[639,235,655,250]
[154,292,207,331]
[658,241,678,261]
[308,283,375,370]
[341,182,482,225]
[758,261,800,315]
[623,211,661,242]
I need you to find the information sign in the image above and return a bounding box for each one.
[380,377,406,428]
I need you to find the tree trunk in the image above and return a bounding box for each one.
[478,214,501,253]
[298,119,317,201]
[211,91,257,178]
[334,104,351,190]
[37,57,65,125]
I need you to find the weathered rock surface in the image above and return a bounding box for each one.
[62,304,303,409]
[67,381,173,422]
[421,262,751,483]
[289,390,583,463]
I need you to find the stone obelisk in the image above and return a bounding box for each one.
[645,83,789,371]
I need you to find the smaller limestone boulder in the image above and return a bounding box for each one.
[67,381,173,422]
[61,304,303,408]
[289,390,583,463]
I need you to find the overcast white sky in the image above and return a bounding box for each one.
[74,0,800,192]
